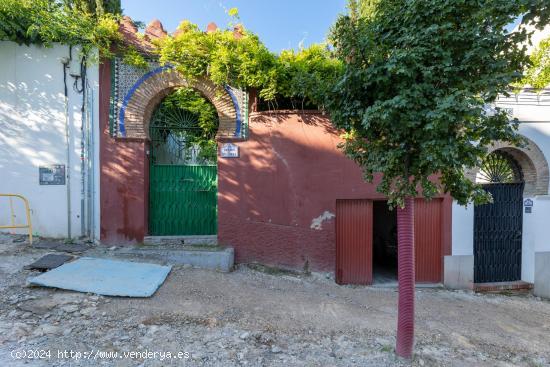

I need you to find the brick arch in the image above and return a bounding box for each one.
[118,66,241,139]
[468,136,549,196]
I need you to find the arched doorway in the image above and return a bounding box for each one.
[148,88,218,235]
[474,150,524,283]
[112,66,245,240]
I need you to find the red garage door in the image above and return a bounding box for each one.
[415,199,442,283]
[336,198,443,285]
[336,200,373,285]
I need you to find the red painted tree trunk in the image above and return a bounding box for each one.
[396,197,415,358]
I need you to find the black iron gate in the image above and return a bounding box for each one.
[474,183,524,283]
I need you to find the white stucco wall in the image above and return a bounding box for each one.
[500,91,550,282]
[451,89,550,283]
[451,203,474,256]
[0,42,100,239]
[451,25,550,282]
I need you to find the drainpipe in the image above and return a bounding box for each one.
[86,83,94,241]
[68,53,90,240]
[75,57,87,238]
[83,63,95,242]
[62,53,72,240]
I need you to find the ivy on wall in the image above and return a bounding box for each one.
[160,87,219,161]
[154,12,342,108]
[7,2,546,115]
[0,2,341,109]
[0,0,121,58]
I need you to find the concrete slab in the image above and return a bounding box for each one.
[444,255,474,290]
[115,246,234,272]
[534,252,550,299]
[28,257,171,297]
[143,235,217,246]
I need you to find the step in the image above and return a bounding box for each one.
[114,244,234,272]
[143,235,217,246]
[474,281,533,293]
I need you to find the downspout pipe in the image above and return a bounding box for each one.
[77,56,87,239]
[62,52,72,240]
[88,89,95,242]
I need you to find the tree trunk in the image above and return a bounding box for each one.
[396,197,415,358]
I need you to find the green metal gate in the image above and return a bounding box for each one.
[148,103,217,236]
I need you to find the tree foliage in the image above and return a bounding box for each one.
[61,0,122,16]
[327,0,549,207]
[523,36,550,92]
[0,0,121,57]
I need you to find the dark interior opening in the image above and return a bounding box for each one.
[373,201,398,283]
[256,95,319,112]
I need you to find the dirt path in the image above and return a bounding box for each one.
[0,235,549,366]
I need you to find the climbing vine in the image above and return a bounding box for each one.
[0,0,121,58]
[1,2,341,108]
[157,21,276,96]
[155,17,342,108]
[154,87,219,162]
[273,45,343,109]
[161,88,219,137]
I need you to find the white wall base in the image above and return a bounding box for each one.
[444,255,474,289]
[451,203,474,255]
[534,252,550,299]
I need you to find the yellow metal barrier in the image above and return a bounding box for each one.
[0,194,33,245]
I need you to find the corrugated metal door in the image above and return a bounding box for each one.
[414,198,442,283]
[336,200,373,285]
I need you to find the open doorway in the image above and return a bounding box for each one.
[373,201,398,284]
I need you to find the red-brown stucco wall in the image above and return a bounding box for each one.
[218,111,452,272]
[98,72,451,272]
[99,61,149,244]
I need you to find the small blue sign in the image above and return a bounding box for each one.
[220,143,239,158]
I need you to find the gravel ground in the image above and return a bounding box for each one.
[0,233,549,366]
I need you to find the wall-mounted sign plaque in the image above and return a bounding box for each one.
[524,199,533,214]
[220,143,239,158]
[39,165,66,185]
